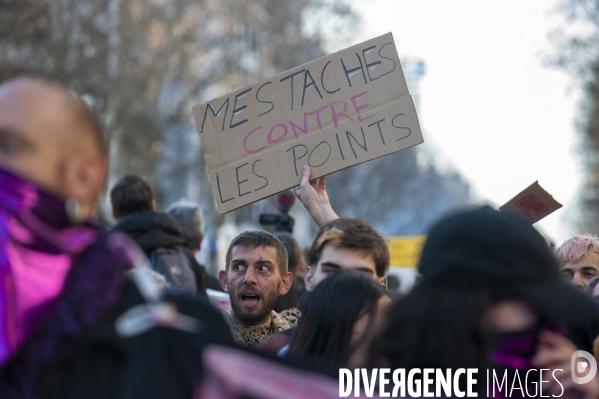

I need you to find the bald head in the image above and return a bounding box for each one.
[0,77,107,216]
[0,78,105,152]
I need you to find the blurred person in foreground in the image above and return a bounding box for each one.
[111,175,197,294]
[218,230,298,346]
[287,271,390,368]
[274,232,306,313]
[367,206,599,398]
[0,77,233,398]
[166,199,223,297]
[555,235,599,289]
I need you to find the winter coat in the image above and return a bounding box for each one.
[115,211,196,293]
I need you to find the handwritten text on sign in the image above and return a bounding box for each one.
[193,32,424,213]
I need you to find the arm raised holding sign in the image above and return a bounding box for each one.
[294,165,339,228]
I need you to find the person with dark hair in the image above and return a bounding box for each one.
[287,271,390,368]
[274,232,305,313]
[166,200,223,296]
[367,206,599,397]
[111,175,197,294]
[218,230,298,346]
[110,174,156,219]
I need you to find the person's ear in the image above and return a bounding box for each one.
[378,275,386,287]
[279,272,293,296]
[64,154,107,219]
[112,208,120,221]
[151,200,157,211]
[218,270,228,292]
[305,265,315,292]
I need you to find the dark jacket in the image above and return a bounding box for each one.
[115,211,196,293]
[114,211,184,256]
[46,278,236,399]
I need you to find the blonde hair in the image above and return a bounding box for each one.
[315,228,344,248]
[554,235,599,266]
[308,218,389,278]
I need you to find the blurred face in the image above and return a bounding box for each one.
[560,252,599,289]
[348,295,392,368]
[0,89,68,193]
[305,244,383,291]
[485,300,538,334]
[219,245,292,326]
[0,80,106,215]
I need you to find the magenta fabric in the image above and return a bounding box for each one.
[0,167,98,365]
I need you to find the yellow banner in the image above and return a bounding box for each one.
[388,235,426,268]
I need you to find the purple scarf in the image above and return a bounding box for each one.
[0,167,132,372]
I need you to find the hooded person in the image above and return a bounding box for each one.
[418,206,599,352]
[368,206,599,398]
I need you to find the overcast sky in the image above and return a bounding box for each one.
[353,0,582,242]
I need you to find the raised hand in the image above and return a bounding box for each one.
[293,165,338,228]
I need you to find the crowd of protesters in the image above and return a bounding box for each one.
[2,77,599,398]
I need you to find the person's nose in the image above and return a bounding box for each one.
[573,272,585,289]
[243,266,258,286]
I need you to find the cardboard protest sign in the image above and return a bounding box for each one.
[193,32,423,213]
[499,181,563,224]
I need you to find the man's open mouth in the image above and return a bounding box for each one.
[240,293,261,308]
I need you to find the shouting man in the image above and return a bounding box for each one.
[219,231,298,346]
